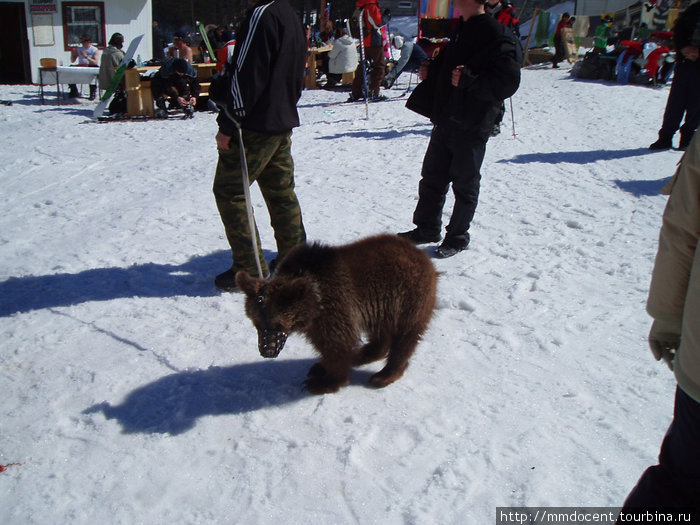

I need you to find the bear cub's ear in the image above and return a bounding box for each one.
[275,277,313,307]
[235,270,264,296]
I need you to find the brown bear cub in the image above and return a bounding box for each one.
[236,234,438,394]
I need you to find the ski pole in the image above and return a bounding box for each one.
[358,8,370,118]
[509,97,517,138]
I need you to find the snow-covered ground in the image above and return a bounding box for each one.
[0,64,684,524]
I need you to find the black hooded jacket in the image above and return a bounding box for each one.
[673,2,700,64]
[216,0,306,136]
[407,14,521,139]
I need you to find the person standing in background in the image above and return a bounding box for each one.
[649,2,700,151]
[399,0,521,258]
[349,0,387,101]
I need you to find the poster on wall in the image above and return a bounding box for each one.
[32,14,55,46]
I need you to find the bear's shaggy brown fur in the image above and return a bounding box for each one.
[235,234,438,394]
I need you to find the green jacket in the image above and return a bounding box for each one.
[593,23,610,49]
[98,45,125,90]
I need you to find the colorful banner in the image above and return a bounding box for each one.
[419,0,460,19]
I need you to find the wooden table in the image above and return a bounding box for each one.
[306,45,332,89]
[39,65,100,104]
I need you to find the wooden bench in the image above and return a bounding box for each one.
[195,62,216,98]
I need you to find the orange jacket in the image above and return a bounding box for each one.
[356,0,383,47]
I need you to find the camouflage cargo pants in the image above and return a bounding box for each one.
[213,129,306,276]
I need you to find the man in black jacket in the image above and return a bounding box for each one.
[649,1,700,151]
[151,58,200,116]
[400,0,520,258]
[212,0,307,290]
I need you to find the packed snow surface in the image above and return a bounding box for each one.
[0,65,685,524]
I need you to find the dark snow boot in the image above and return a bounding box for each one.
[649,132,673,150]
[397,228,442,244]
[155,96,167,111]
[215,269,239,292]
[435,236,469,259]
[89,85,97,101]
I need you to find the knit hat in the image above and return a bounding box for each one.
[173,58,189,74]
[392,35,404,49]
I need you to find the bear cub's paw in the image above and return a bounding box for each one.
[302,366,350,394]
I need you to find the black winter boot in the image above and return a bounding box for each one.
[88,85,97,101]
[649,132,673,150]
[435,234,470,259]
[397,228,442,244]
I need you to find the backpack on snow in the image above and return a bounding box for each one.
[108,89,127,115]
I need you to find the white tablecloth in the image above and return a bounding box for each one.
[40,66,99,85]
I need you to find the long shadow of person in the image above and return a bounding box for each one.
[0,250,275,317]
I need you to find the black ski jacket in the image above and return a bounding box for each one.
[407,14,521,139]
[217,0,305,136]
[673,2,700,65]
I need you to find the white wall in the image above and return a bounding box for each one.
[23,0,152,83]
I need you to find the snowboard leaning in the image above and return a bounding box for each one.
[92,34,144,120]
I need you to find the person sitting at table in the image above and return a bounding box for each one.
[99,33,125,91]
[167,32,194,63]
[326,27,359,87]
[151,58,200,117]
[68,34,100,100]
[382,35,427,89]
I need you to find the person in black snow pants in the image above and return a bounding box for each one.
[399,0,520,258]
[649,2,700,151]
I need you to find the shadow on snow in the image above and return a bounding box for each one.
[83,359,376,435]
[614,177,672,197]
[497,147,657,165]
[0,249,277,317]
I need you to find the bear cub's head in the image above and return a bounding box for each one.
[236,270,320,358]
